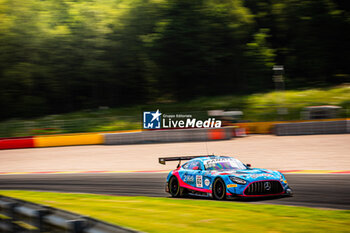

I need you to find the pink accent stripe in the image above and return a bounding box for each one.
[180,182,212,193]
[173,170,212,193]
[237,193,285,197]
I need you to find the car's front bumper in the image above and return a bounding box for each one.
[226,179,292,197]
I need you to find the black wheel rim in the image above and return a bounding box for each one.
[170,178,178,195]
[215,180,224,199]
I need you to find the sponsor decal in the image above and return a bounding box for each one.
[205,158,231,164]
[204,158,231,169]
[227,184,237,188]
[143,110,221,129]
[183,175,194,183]
[196,175,203,188]
[249,174,275,178]
[204,179,210,186]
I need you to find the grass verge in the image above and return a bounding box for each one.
[0,190,349,233]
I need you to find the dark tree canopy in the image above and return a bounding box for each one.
[0,0,348,119]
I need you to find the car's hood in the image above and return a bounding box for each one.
[216,168,281,181]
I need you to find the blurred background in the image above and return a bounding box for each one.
[0,0,349,137]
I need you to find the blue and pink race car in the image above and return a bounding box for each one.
[159,155,293,200]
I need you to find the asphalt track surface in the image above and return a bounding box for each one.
[0,173,349,210]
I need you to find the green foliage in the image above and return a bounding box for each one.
[243,28,276,92]
[0,0,349,120]
[0,85,348,137]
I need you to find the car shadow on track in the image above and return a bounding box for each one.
[232,195,292,202]
[166,194,292,202]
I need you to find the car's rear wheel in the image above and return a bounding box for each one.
[169,176,181,197]
[213,178,226,200]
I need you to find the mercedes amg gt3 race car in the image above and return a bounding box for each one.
[159,155,293,200]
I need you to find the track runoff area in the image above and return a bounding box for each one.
[1,134,349,210]
[0,171,349,210]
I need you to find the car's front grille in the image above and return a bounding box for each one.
[244,181,283,195]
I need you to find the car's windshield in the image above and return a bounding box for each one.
[204,158,246,171]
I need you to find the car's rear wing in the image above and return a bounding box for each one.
[158,155,215,165]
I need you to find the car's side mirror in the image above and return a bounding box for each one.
[246,163,251,168]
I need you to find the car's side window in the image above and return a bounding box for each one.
[187,161,201,170]
[182,162,190,169]
[199,161,204,170]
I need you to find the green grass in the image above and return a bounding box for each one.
[1,85,350,137]
[0,190,349,233]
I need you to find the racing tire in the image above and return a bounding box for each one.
[168,176,181,197]
[212,178,226,200]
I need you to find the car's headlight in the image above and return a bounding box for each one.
[280,174,287,183]
[229,176,247,184]
[280,175,284,182]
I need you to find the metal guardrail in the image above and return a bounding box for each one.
[0,195,139,233]
[104,128,209,145]
[274,120,349,136]
[104,127,232,145]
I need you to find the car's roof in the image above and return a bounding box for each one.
[190,156,234,163]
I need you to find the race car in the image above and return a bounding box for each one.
[159,155,293,200]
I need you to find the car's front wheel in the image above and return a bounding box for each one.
[168,176,181,197]
[212,178,226,200]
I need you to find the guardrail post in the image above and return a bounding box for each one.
[68,219,87,233]
[35,209,50,232]
[0,219,12,232]
[3,202,20,233]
